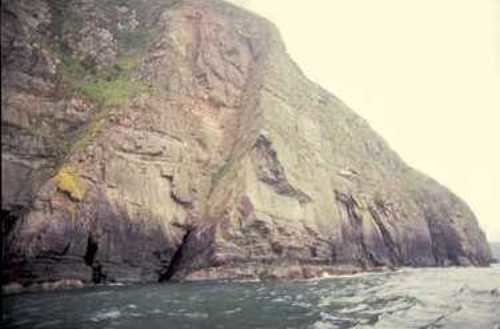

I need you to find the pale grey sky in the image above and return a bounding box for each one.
[229,0,500,241]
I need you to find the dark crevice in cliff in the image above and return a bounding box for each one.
[335,192,394,268]
[420,204,467,266]
[335,191,370,267]
[1,209,22,285]
[0,206,26,284]
[361,241,384,268]
[335,191,361,223]
[1,209,21,238]
[255,135,312,204]
[83,235,98,266]
[159,228,192,282]
[368,205,401,264]
[83,234,105,283]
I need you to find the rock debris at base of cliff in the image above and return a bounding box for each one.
[1,0,492,286]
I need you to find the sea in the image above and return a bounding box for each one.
[2,243,500,329]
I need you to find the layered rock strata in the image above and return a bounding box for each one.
[1,0,492,285]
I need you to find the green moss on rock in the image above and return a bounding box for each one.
[79,78,148,107]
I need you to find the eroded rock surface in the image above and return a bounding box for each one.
[1,0,492,286]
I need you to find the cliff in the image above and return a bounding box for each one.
[1,0,492,285]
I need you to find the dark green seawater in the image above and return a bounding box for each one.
[3,264,500,329]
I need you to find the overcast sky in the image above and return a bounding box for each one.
[228,0,500,241]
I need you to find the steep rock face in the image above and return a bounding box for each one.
[1,0,492,285]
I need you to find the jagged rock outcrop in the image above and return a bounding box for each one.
[1,0,492,286]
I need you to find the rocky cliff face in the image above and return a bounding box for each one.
[1,0,492,285]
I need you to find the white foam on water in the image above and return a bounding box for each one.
[309,270,393,283]
[309,320,340,329]
[91,309,122,322]
[339,303,369,314]
[223,307,242,315]
[183,312,209,319]
[271,297,287,303]
[292,301,313,308]
[318,311,355,325]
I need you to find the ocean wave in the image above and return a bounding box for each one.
[90,309,122,322]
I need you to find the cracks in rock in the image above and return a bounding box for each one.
[262,87,291,107]
[421,207,465,266]
[170,190,193,207]
[335,191,362,224]
[52,242,72,257]
[83,234,98,266]
[1,208,23,238]
[335,191,386,268]
[254,135,312,204]
[368,205,401,265]
[166,172,194,208]
[158,227,192,282]
[335,191,369,267]
[242,35,260,61]
[83,233,105,284]
[1,208,23,284]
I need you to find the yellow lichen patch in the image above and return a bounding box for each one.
[55,165,87,201]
